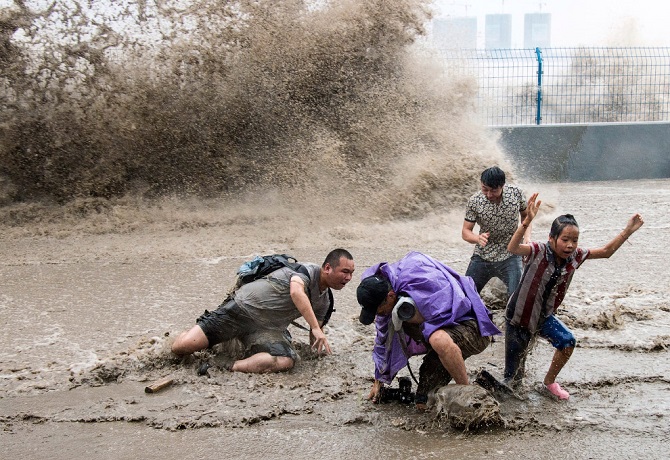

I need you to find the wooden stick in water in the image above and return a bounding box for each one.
[144,377,174,394]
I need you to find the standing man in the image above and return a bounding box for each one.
[357,251,501,409]
[462,166,530,298]
[172,248,355,373]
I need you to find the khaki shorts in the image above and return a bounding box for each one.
[196,299,297,360]
[443,319,492,357]
[403,318,490,356]
[242,329,297,361]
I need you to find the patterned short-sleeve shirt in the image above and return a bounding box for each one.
[464,184,527,262]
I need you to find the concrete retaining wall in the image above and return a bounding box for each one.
[493,122,670,182]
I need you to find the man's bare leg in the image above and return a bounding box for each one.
[428,329,469,385]
[231,352,294,373]
[172,325,209,356]
[172,327,294,373]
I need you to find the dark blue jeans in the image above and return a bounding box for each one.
[465,254,522,297]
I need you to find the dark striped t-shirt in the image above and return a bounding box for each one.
[507,241,589,333]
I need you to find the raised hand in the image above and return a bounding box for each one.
[524,193,542,223]
[625,213,644,235]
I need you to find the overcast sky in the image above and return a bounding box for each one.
[2,0,666,48]
[431,0,669,47]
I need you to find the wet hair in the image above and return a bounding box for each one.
[480,166,506,188]
[323,248,353,268]
[550,214,579,238]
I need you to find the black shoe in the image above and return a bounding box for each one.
[475,369,513,394]
[197,362,211,376]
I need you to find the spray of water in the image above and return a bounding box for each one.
[0,0,507,227]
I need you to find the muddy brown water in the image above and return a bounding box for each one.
[1,179,669,459]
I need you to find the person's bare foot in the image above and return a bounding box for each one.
[415,402,428,412]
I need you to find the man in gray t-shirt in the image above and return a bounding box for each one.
[461,167,530,298]
[172,249,355,373]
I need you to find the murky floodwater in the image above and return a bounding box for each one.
[1,179,668,459]
[2,1,668,457]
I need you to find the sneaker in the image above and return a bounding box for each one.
[545,382,570,400]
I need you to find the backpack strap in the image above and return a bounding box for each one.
[322,288,335,327]
[294,264,311,279]
[235,256,337,331]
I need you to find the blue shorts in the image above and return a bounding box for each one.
[504,314,576,381]
[539,314,576,350]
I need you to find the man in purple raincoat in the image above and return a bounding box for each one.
[357,251,501,408]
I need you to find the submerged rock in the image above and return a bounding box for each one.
[428,384,503,430]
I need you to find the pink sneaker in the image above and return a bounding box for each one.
[545,382,570,400]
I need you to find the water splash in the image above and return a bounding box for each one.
[0,0,507,226]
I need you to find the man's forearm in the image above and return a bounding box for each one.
[290,280,320,330]
[462,228,479,245]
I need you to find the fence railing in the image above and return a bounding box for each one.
[438,47,670,126]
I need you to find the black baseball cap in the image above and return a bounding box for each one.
[357,276,390,325]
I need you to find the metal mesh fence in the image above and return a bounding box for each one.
[438,47,670,126]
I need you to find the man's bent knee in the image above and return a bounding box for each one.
[429,329,459,351]
[172,325,209,355]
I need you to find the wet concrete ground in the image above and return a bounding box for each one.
[1,179,669,459]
